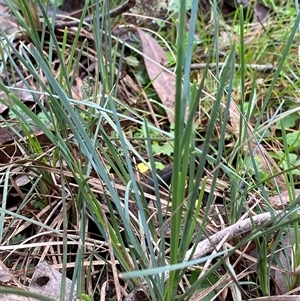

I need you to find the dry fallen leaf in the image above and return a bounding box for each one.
[269,189,300,210]
[29,260,76,301]
[253,1,271,23]
[274,229,300,295]
[229,99,286,189]
[0,269,13,284]
[0,294,28,301]
[137,28,176,123]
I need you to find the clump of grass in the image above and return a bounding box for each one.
[0,0,300,300]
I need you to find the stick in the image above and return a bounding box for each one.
[54,0,136,29]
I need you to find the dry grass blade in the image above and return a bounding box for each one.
[248,296,300,301]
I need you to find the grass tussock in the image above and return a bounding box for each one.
[0,0,300,300]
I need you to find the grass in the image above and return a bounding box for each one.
[0,0,300,300]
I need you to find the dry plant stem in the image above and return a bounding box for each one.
[286,285,300,295]
[191,273,232,301]
[248,297,300,300]
[55,0,136,29]
[132,72,160,129]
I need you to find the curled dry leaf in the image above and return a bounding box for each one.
[137,28,176,123]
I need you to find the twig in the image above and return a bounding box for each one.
[190,63,277,73]
[184,211,279,260]
[248,296,300,301]
[54,0,136,29]
[189,63,298,80]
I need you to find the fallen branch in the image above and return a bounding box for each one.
[190,63,277,73]
[188,62,297,80]
[184,211,278,261]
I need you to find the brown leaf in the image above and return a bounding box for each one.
[269,189,300,210]
[71,75,84,101]
[137,28,176,123]
[0,6,19,36]
[229,100,286,189]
